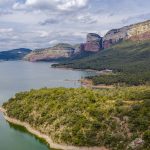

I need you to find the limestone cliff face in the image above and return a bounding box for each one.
[103,20,150,48]
[103,27,128,48]
[128,21,150,38]
[24,43,74,61]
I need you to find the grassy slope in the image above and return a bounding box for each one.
[3,86,150,149]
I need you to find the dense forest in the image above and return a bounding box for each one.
[3,86,150,150]
[87,72,150,86]
[53,40,150,85]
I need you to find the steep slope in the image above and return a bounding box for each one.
[0,48,31,61]
[74,20,150,54]
[54,40,150,72]
[103,20,150,48]
[24,43,74,61]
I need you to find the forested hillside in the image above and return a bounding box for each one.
[3,86,150,150]
[0,48,31,60]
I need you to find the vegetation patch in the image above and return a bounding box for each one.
[87,72,150,86]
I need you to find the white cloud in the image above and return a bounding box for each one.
[36,31,49,37]
[0,0,15,10]
[12,35,19,39]
[0,0,14,5]
[13,2,26,10]
[13,0,88,11]
[49,40,59,46]
[57,0,88,11]
[0,28,13,33]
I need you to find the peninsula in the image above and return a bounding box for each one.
[1,87,150,150]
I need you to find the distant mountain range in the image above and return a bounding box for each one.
[25,20,150,61]
[0,48,31,61]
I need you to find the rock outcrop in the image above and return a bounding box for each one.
[103,20,150,48]
[74,33,103,53]
[84,33,103,52]
[128,20,150,40]
[103,27,128,48]
[24,43,74,62]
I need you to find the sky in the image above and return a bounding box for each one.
[0,0,150,51]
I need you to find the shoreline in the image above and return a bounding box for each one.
[52,65,113,76]
[0,107,108,150]
[51,66,103,75]
[81,79,114,89]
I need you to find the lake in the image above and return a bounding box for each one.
[0,61,96,150]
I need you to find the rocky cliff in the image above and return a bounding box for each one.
[75,33,103,53]
[24,43,74,61]
[103,20,150,48]
[76,20,150,52]
[84,33,103,52]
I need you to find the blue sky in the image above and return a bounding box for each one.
[0,0,150,51]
